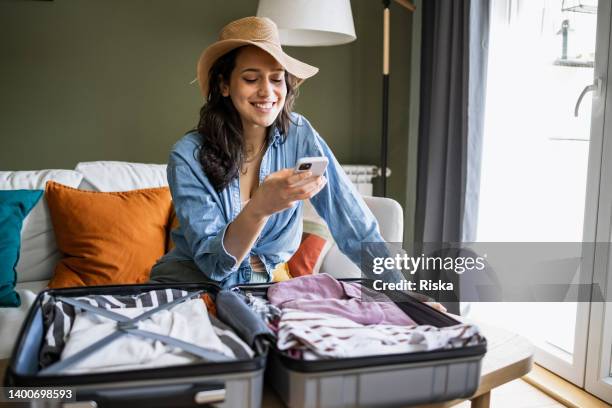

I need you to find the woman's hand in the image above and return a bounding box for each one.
[426,302,448,313]
[249,168,327,218]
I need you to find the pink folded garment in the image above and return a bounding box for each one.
[267,273,415,326]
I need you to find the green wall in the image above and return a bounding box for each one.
[0,0,415,238]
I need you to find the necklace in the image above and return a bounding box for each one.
[244,141,266,162]
[240,142,266,175]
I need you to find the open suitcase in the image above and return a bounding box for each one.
[3,282,268,408]
[5,278,486,408]
[237,280,487,408]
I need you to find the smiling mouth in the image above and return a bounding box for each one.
[250,101,276,110]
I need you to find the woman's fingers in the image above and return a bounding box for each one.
[257,170,326,215]
[291,177,320,196]
[425,302,447,313]
[286,170,312,186]
[289,176,327,200]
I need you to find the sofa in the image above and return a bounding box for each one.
[0,161,403,361]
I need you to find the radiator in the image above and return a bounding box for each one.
[341,165,388,196]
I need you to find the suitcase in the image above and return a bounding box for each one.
[236,280,487,408]
[3,282,267,408]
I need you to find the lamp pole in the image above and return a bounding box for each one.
[380,0,415,197]
[381,0,391,197]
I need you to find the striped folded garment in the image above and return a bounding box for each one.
[276,309,482,360]
[40,289,253,372]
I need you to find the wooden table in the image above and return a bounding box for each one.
[262,320,534,408]
[416,320,534,408]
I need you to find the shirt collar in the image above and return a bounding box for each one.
[269,125,282,147]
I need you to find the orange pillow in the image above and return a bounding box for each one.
[287,232,330,277]
[283,220,333,279]
[165,205,179,252]
[45,181,173,288]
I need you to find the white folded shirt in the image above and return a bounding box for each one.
[60,298,235,373]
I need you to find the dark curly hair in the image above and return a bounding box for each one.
[196,46,298,192]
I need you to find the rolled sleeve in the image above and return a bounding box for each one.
[167,159,239,282]
[202,222,240,272]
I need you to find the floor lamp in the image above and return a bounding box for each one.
[381,0,415,197]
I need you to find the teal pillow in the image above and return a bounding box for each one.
[0,190,43,307]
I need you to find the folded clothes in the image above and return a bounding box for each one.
[277,309,482,360]
[40,288,190,368]
[58,299,236,374]
[40,289,253,371]
[244,292,282,327]
[216,290,275,349]
[267,273,416,326]
[209,314,254,360]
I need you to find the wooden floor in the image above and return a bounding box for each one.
[453,379,566,408]
[524,365,611,408]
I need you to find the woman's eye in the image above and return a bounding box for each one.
[243,78,257,83]
[271,78,283,83]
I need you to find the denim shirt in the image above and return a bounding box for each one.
[160,113,386,287]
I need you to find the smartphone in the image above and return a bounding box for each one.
[294,156,329,177]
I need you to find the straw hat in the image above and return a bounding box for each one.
[196,16,319,97]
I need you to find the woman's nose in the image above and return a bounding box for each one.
[257,81,273,97]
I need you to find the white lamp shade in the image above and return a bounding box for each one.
[256,0,356,46]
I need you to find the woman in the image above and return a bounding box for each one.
[149,16,394,287]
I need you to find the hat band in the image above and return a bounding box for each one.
[220,36,281,47]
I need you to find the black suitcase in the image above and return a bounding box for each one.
[3,282,267,408]
[236,280,487,408]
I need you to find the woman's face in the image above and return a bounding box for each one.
[221,46,287,130]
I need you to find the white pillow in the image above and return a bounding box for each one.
[0,170,83,283]
[0,283,44,358]
[75,161,168,192]
[303,199,327,225]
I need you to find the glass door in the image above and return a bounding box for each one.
[584,2,612,397]
[467,0,609,389]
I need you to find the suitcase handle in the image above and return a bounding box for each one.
[194,387,227,404]
[66,381,226,408]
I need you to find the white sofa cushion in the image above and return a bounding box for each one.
[75,161,168,192]
[0,280,48,359]
[0,170,83,283]
[319,196,404,278]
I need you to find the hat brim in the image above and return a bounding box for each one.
[197,39,319,97]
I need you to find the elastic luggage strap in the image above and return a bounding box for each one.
[40,290,232,375]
